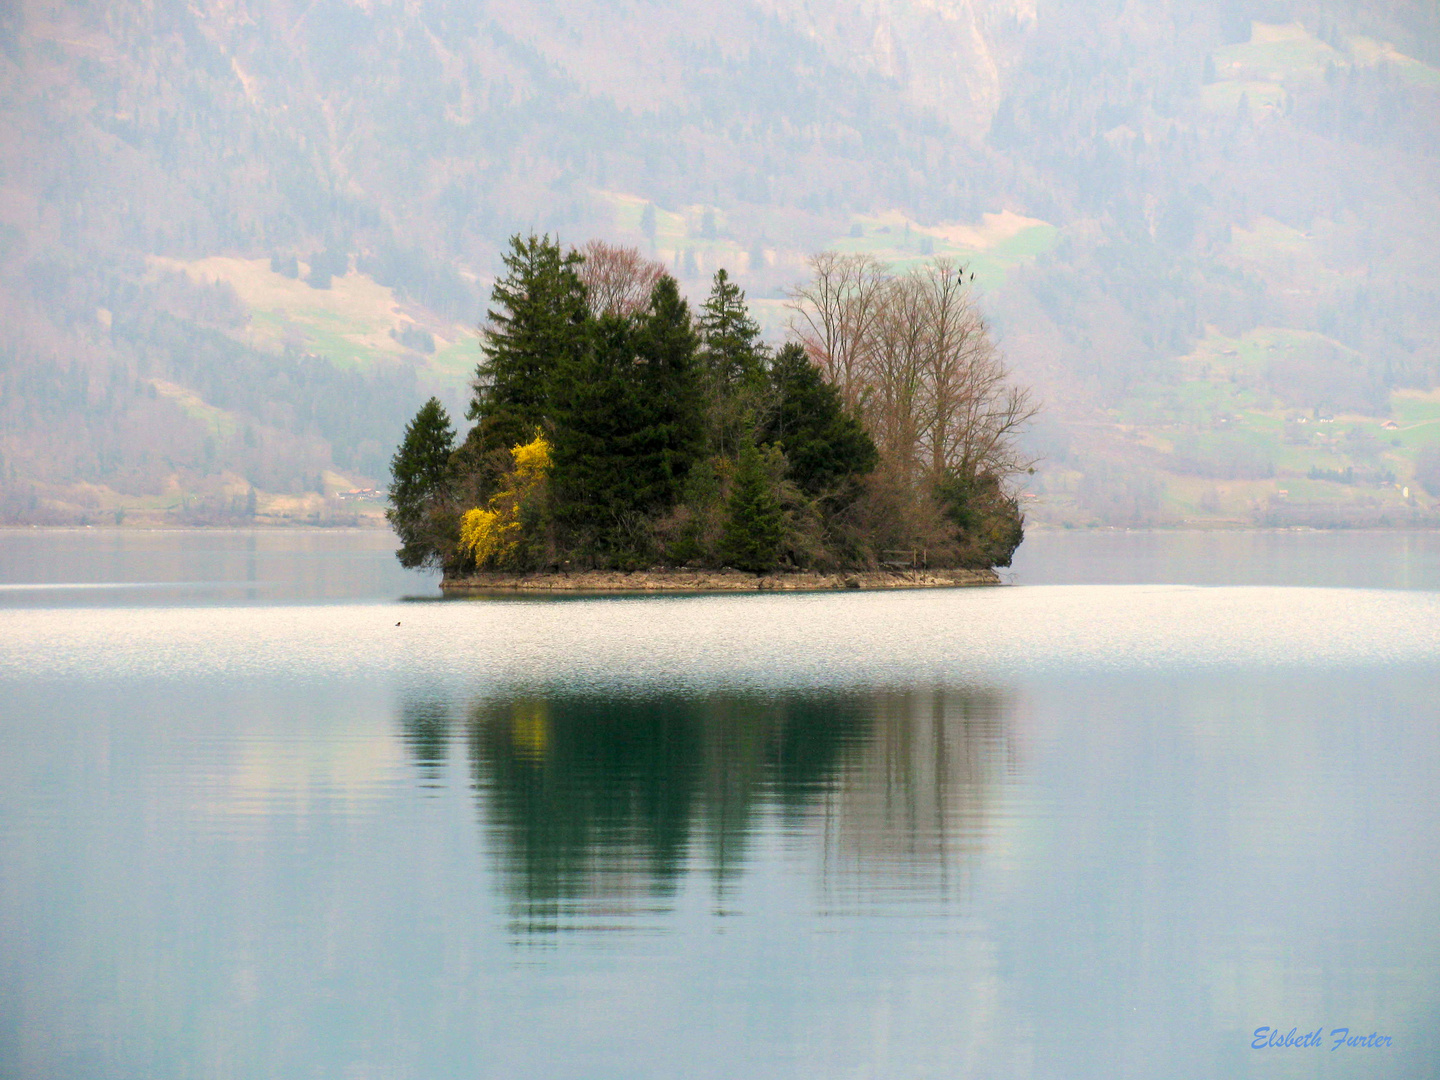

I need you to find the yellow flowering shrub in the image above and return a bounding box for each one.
[510,436,550,477]
[459,433,551,567]
[458,506,506,565]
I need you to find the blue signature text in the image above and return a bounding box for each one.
[1251,1026,1392,1050]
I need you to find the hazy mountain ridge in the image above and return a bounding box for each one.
[756,0,1037,138]
[0,0,1437,525]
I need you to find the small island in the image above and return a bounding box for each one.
[389,235,1035,592]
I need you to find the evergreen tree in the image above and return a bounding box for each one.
[629,275,704,510]
[764,343,878,503]
[467,234,588,458]
[698,268,766,389]
[550,276,703,563]
[721,441,784,573]
[549,313,644,560]
[698,268,768,458]
[387,397,456,568]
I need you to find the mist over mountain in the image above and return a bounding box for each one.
[1,0,1437,526]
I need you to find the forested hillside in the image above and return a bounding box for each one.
[1,0,1437,525]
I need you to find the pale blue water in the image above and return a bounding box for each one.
[1,529,1437,1079]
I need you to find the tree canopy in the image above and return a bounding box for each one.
[387,396,456,568]
[390,234,1031,575]
[764,342,877,504]
[467,235,588,459]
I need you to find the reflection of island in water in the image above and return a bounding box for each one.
[399,687,1019,932]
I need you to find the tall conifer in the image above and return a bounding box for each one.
[698,268,766,389]
[468,234,588,457]
[630,275,703,509]
[698,269,768,458]
[549,313,642,559]
[550,275,703,562]
[387,397,456,567]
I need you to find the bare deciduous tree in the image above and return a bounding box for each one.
[787,252,888,410]
[788,253,1037,491]
[576,241,667,317]
[913,259,1036,485]
[867,273,928,474]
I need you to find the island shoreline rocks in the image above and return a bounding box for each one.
[440,567,1000,594]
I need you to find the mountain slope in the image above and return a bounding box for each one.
[0,0,1437,525]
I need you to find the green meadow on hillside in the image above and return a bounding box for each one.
[1037,325,1440,525]
[153,255,475,386]
[1203,21,1440,115]
[830,211,1059,292]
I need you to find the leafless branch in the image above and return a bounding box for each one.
[790,252,1038,491]
[576,241,667,318]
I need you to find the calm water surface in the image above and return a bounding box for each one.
[1,529,1438,1079]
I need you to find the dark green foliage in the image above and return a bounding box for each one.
[764,342,878,504]
[630,276,705,507]
[698,269,766,391]
[387,397,456,568]
[722,442,785,573]
[698,269,769,458]
[666,457,725,565]
[390,247,1025,575]
[549,276,704,563]
[467,234,588,458]
[934,470,1025,568]
[550,314,647,558]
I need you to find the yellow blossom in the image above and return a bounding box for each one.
[458,434,551,566]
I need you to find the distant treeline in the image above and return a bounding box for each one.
[389,235,1033,574]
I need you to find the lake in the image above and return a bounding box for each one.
[1,528,1437,1079]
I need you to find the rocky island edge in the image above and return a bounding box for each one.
[440,566,999,593]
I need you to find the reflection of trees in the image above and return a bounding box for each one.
[399,697,450,789]
[464,693,875,932]
[396,687,1018,932]
[816,688,1016,909]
